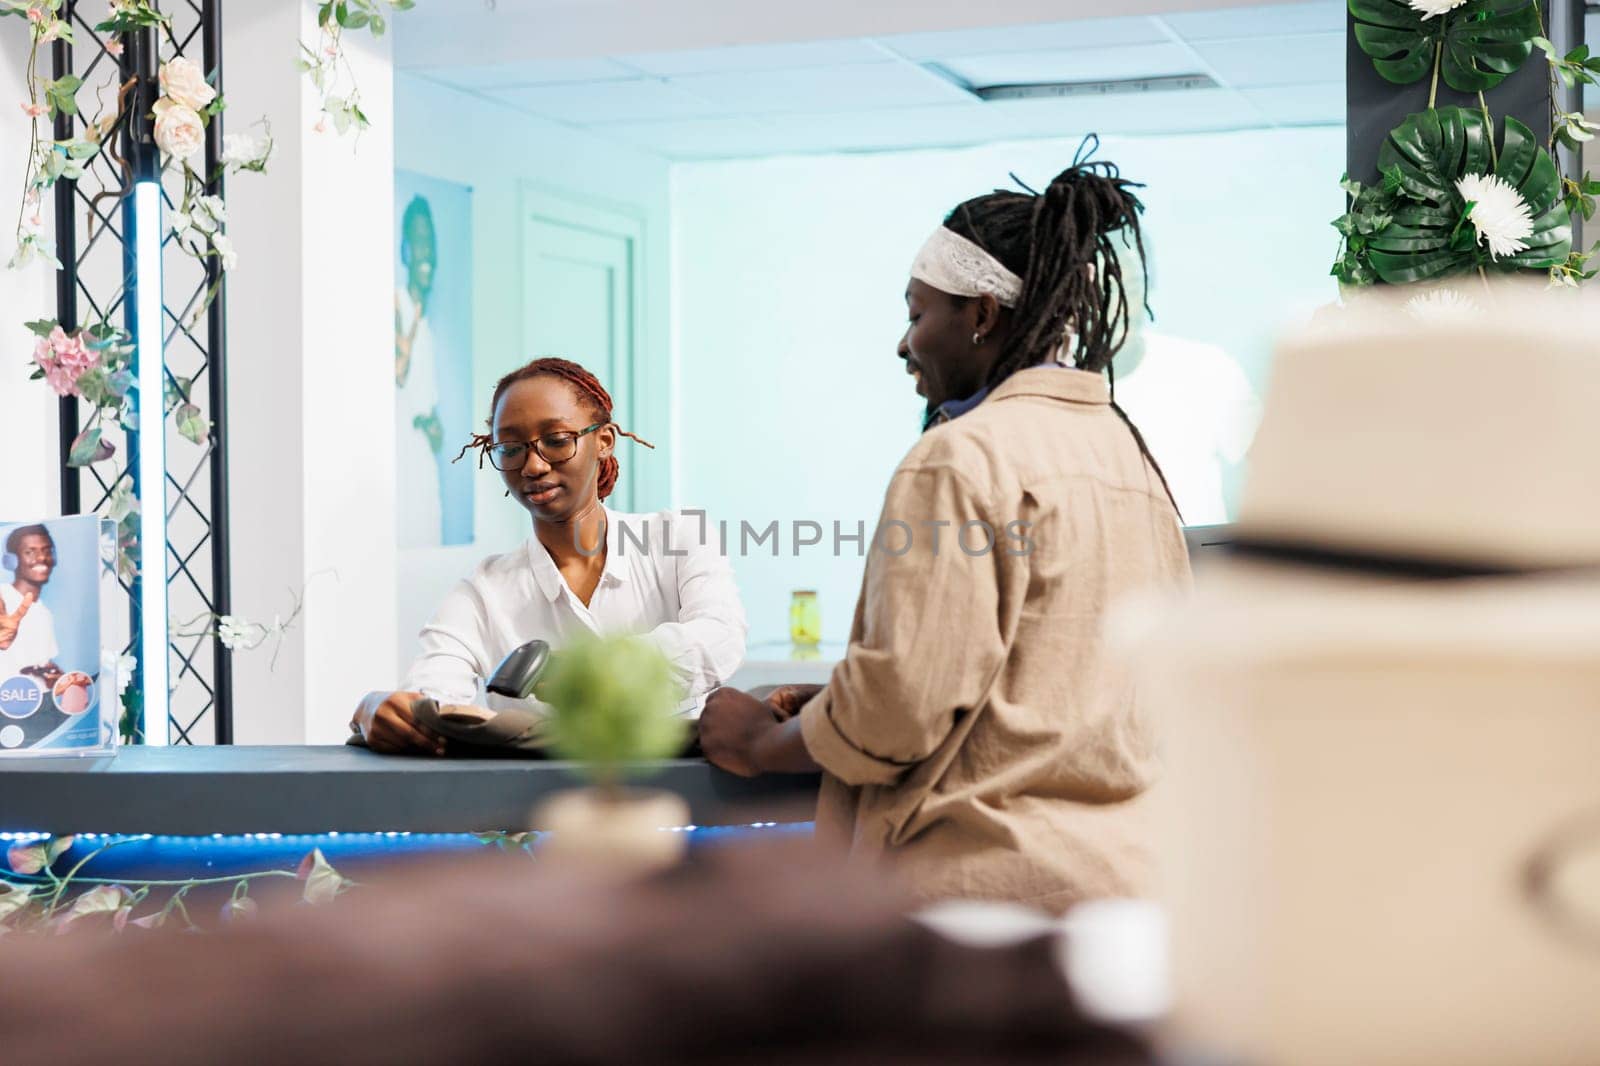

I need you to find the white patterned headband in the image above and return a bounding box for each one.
[910,226,1023,308]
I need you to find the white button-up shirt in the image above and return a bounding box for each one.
[403,508,746,716]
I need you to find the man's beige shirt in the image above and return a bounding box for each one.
[799,366,1192,913]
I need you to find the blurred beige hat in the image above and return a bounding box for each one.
[1236,286,1600,570]
[1116,285,1600,1066]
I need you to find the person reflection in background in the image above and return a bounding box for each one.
[396,195,444,547]
[1101,232,1259,525]
[0,525,62,689]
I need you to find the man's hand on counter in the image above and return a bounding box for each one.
[352,691,448,756]
[700,687,822,778]
[764,683,825,720]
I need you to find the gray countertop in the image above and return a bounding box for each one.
[0,745,820,836]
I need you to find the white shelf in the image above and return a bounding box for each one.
[728,641,846,690]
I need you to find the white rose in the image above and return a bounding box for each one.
[158,56,217,112]
[220,131,270,170]
[211,231,237,271]
[191,194,226,233]
[152,99,205,160]
[114,652,137,695]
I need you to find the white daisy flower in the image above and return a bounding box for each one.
[1455,173,1535,260]
[1404,288,1483,324]
[1408,0,1469,17]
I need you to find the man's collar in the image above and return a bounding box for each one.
[922,366,1109,431]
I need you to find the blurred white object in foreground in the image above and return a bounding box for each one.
[915,899,1170,1026]
[1118,284,1600,1065]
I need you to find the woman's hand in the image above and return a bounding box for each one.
[352,691,447,756]
[763,683,824,721]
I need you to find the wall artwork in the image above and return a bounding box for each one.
[395,170,475,547]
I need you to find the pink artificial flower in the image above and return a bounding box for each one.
[21,102,45,118]
[33,327,99,399]
[37,360,79,398]
[105,37,124,57]
[313,116,327,134]
[50,326,97,373]
[26,6,43,23]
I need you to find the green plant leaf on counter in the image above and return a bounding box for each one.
[534,634,687,787]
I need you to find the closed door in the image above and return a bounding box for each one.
[523,201,637,510]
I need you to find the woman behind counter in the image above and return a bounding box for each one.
[353,357,747,754]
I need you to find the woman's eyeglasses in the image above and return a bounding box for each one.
[486,422,605,471]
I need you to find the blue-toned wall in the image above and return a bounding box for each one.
[670,127,1345,643]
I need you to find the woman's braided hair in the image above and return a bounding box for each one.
[943,136,1180,518]
[454,357,652,501]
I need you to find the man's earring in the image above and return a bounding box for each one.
[972,332,984,346]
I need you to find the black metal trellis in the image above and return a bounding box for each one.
[51,0,232,745]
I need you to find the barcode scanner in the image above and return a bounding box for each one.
[485,639,551,700]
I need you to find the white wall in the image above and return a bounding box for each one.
[0,29,59,519]
[671,126,1345,644]
[391,72,674,673]
[225,3,397,743]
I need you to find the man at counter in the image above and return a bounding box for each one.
[698,149,1191,914]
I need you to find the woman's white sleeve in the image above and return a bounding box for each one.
[646,514,747,710]
[401,578,489,705]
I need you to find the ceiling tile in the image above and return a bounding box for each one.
[1189,32,1345,88]
[747,103,1010,155]
[1240,82,1344,125]
[490,79,724,123]
[599,116,782,159]
[666,62,973,116]
[604,86,1279,162]
[617,39,890,76]
[419,57,639,90]
[1159,1,1346,41]
[878,16,1168,60]
[938,43,1204,88]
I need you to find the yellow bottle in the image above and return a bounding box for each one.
[789,590,821,648]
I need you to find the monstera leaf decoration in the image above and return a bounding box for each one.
[1360,107,1570,283]
[1349,0,1540,92]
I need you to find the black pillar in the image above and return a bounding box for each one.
[50,12,80,516]
[202,0,233,745]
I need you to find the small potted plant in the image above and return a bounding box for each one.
[529,633,691,873]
